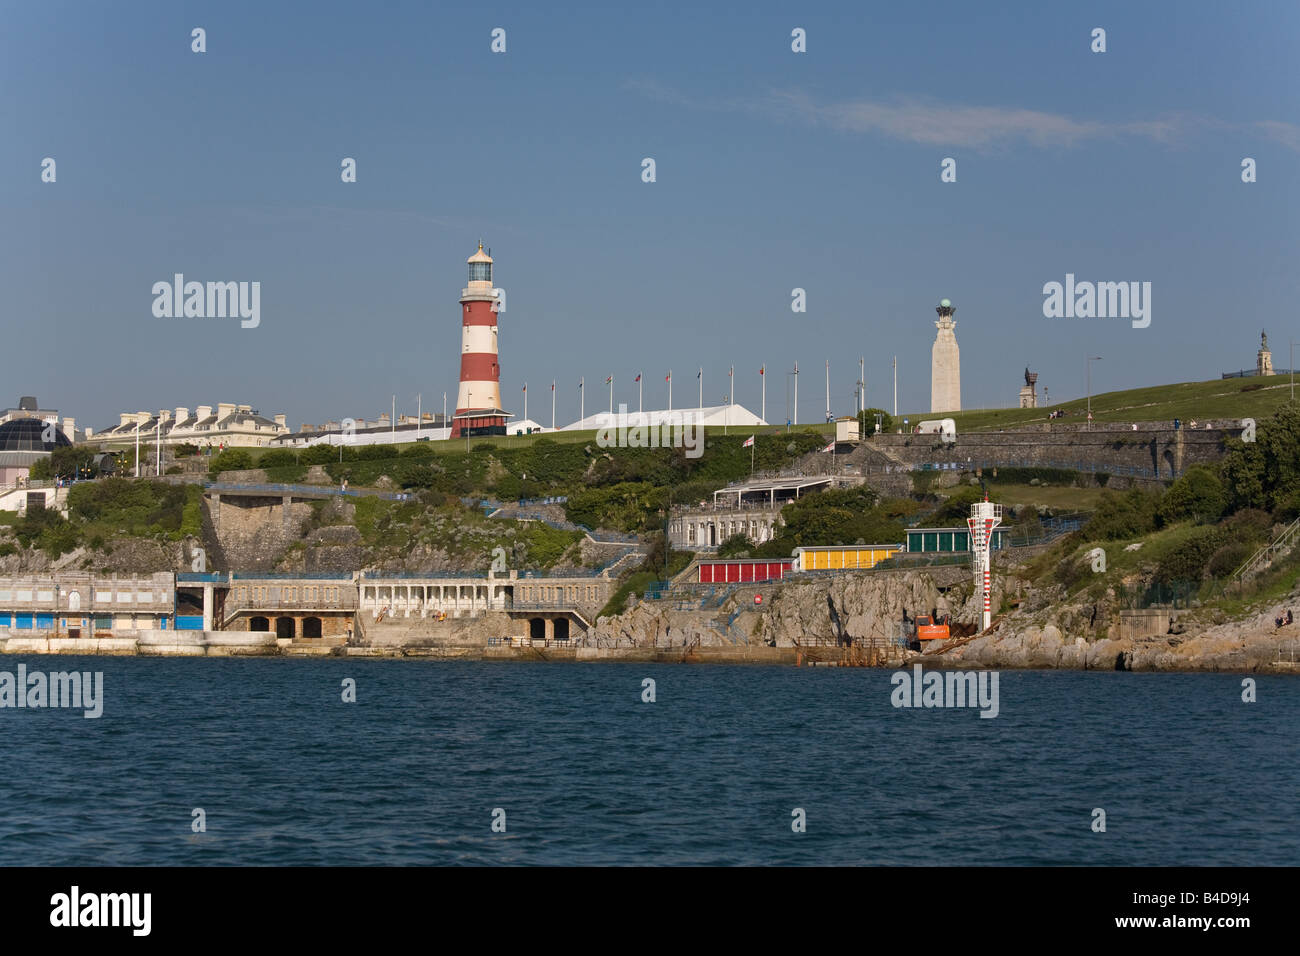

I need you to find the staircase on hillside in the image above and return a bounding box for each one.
[1234,516,1300,582]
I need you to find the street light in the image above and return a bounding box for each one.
[1086,356,1103,430]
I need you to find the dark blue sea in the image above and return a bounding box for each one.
[1,658,1295,865]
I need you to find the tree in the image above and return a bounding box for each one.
[1158,467,1226,525]
[717,533,752,558]
[1084,487,1161,540]
[1220,405,1300,514]
[858,407,894,435]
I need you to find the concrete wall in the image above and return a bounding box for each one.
[207,492,315,569]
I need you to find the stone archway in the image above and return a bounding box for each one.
[553,618,570,642]
[302,616,322,638]
[276,617,296,640]
[250,616,270,632]
[529,618,546,641]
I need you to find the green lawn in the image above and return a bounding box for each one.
[901,376,1294,433]
[986,483,1108,511]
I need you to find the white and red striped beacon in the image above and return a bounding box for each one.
[451,241,509,438]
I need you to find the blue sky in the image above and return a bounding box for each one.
[3,0,1297,430]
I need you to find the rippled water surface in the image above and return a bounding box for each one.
[1,658,1295,865]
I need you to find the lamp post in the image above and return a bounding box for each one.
[1086,356,1102,430]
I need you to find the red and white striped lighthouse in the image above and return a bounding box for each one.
[450,241,509,438]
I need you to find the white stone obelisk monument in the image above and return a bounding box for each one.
[930,298,961,413]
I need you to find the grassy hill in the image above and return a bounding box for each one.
[901,375,1293,433]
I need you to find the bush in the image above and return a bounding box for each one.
[179,484,203,539]
[208,448,253,474]
[298,444,340,466]
[928,487,983,527]
[716,533,752,558]
[1085,488,1161,540]
[1207,541,1253,579]
[1158,467,1225,525]
[258,449,299,469]
[1153,525,1230,587]
[1055,550,1092,593]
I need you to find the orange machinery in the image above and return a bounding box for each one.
[914,614,951,642]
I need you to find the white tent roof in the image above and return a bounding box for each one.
[560,403,767,431]
[505,418,550,434]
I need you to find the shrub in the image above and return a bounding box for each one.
[717,533,752,558]
[258,449,298,469]
[1153,525,1230,587]
[1054,550,1091,593]
[1158,467,1225,525]
[1207,541,1253,579]
[1085,488,1161,541]
[208,448,253,474]
[298,444,340,466]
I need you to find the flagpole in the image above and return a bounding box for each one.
[761,366,766,425]
[580,377,584,425]
[698,367,703,414]
[727,366,733,434]
[608,375,613,417]
[794,361,799,426]
[522,384,526,424]
[893,356,897,417]
[551,382,556,431]
[638,373,643,416]
[668,371,672,411]
[825,359,830,424]
[417,392,422,440]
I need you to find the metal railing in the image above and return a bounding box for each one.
[1234,516,1300,581]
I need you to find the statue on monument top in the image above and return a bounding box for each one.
[1262,329,1269,349]
[935,297,956,328]
[1024,367,1038,387]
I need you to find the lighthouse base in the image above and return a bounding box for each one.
[450,413,507,439]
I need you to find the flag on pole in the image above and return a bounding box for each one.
[579,379,583,388]
[522,384,527,392]
[697,368,702,379]
[742,435,754,448]
[759,366,764,375]
[605,375,613,384]
[665,372,671,381]
[821,439,835,452]
[635,373,641,382]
